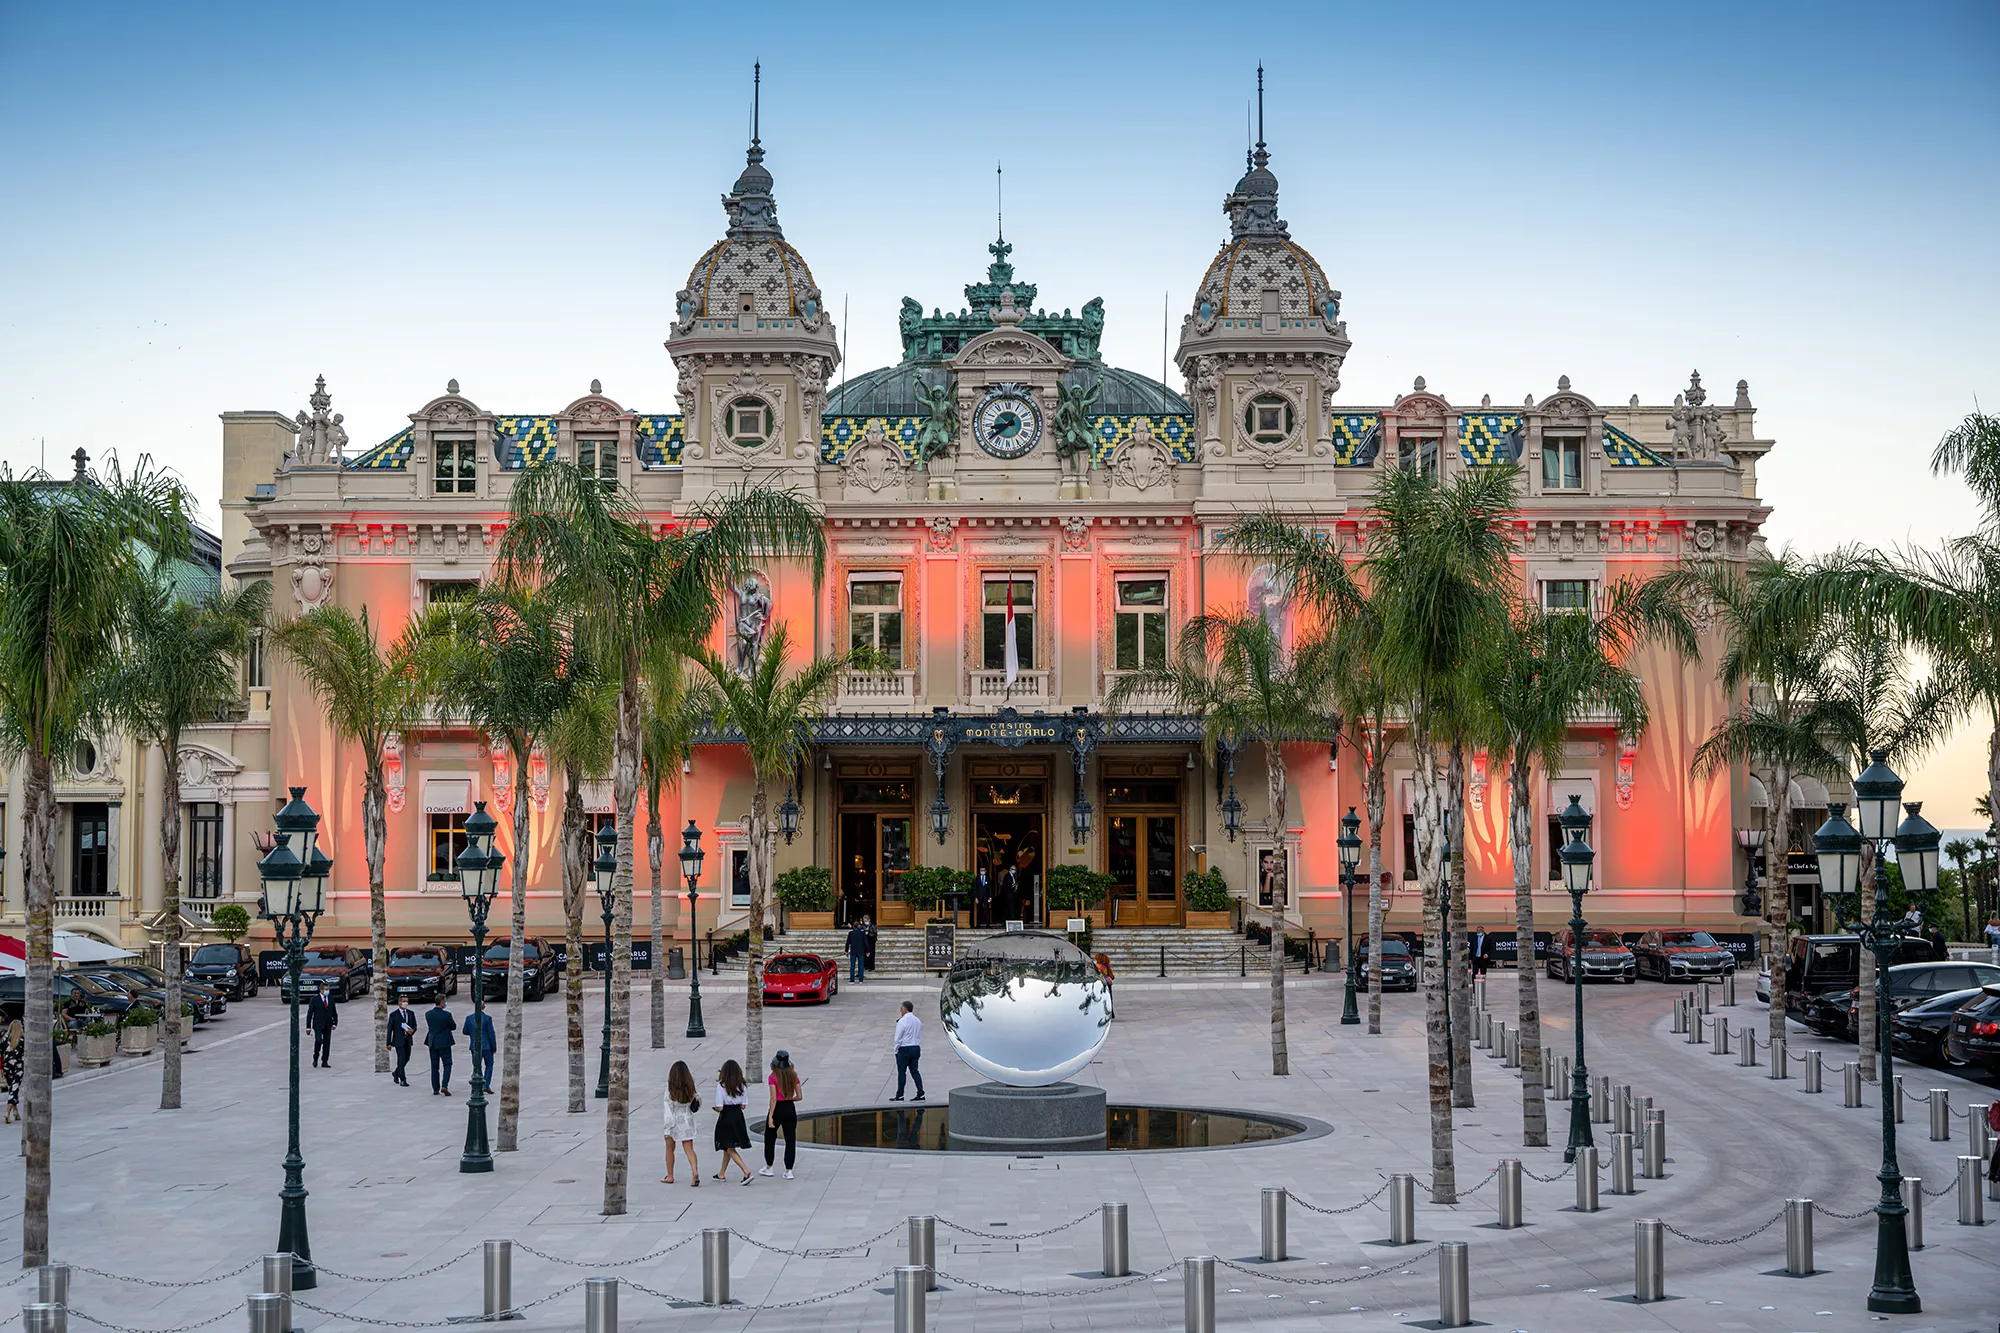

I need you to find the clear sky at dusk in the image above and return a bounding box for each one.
[2,1,1997,822]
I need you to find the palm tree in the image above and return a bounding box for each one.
[416,585,584,1150]
[113,572,269,1110]
[640,658,701,1050]
[1945,839,1977,940]
[1108,611,1339,1076]
[0,454,192,1266]
[500,463,824,1216]
[547,679,615,1113]
[269,605,427,1075]
[1689,549,1849,1054]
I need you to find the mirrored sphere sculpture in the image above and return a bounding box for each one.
[939,932,1112,1086]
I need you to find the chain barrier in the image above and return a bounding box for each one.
[290,1283,586,1329]
[798,1219,908,1256]
[65,1260,262,1290]
[936,1210,1101,1241]
[932,1261,1181,1299]
[709,1269,898,1312]
[1520,1162,1574,1184]
[511,1234,698,1269]
[1818,1201,1880,1220]
[1214,1249,1442,1286]
[1291,1178,1393,1216]
[64,1307,241,1333]
[1660,1209,1785,1247]
[312,1245,482,1285]
[1458,1166,1502,1197]
[1923,1177,1957,1198]
[1906,1089,1933,1103]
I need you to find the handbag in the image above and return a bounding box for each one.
[690,1095,702,1113]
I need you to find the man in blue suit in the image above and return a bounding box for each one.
[462,1005,497,1090]
[423,996,456,1096]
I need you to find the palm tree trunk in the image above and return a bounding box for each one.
[648,803,665,1050]
[364,770,389,1075]
[1766,763,1793,1052]
[1856,840,1878,1080]
[497,762,531,1152]
[1412,730,1456,1204]
[603,666,641,1216]
[562,766,586,1113]
[160,743,185,1109]
[1508,759,1547,1145]
[1447,746,1473,1109]
[1365,736,1386,1036]
[21,749,57,1267]
[1267,748,1290,1076]
[745,782,771,1081]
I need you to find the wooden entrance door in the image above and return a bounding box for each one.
[1103,760,1183,925]
[835,760,915,926]
[969,758,1048,925]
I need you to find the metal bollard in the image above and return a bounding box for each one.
[582,1278,616,1333]
[1714,1021,1730,1056]
[1437,1241,1471,1327]
[1614,1084,1633,1134]
[1543,1050,1557,1090]
[1672,997,1685,1034]
[701,1228,730,1305]
[1684,1010,1700,1044]
[1725,970,1736,1006]
[1497,1159,1523,1228]
[1559,1055,1572,1097]
[1701,980,1714,1014]
[1488,1018,1503,1059]
[1804,1050,1822,1093]
[22,1306,63,1333]
[1969,1103,1992,1161]
[1102,1202,1129,1277]
[1904,1177,1923,1250]
[1482,1012,1494,1049]
[1592,1075,1610,1122]
[258,1255,292,1333]
[893,1267,928,1333]
[1739,1028,1757,1067]
[1930,1090,1950,1140]
[1575,1145,1600,1212]
[1389,1173,1417,1244]
[1503,1028,1520,1069]
[1768,1039,1787,1080]
[1959,1157,1986,1225]
[1182,1256,1216,1333]
[1844,1062,1862,1107]
[482,1240,512,1320]
[1610,1132,1636,1195]
[35,1266,68,1311]
[1633,1219,1665,1302]
[1642,1113,1665,1179]
[1784,1199,1814,1276]
[245,1294,284,1333]
[1260,1187,1288,1261]
[908,1215,937,1292]
[1893,1074,1905,1123]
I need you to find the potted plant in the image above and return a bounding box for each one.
[1045,864,1112,929]
[1182,867,1233,929]
[774,866,836,931]
[211,902,251,942]
[119,1004,160,1056]
[897,865,973,923]
[77,1018,119,1068]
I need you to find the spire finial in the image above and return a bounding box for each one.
[1256,62,1265,152]
[751,61,761,149]
[996,161,1003,243]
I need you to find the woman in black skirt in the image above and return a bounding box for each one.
[711,1059,754,1184]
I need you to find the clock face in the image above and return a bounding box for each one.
[975,390,1043,459]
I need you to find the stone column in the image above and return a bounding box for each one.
[140,745,166,915]
[219,793,238,906]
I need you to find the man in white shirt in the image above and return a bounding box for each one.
[892,1001,925,1102]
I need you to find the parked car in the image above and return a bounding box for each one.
[477,937,560,1002]
[1944,984,2000,1076]
[185,943,260,999]
[1783,934,1931,1024]
[385,946,458,1002]
[280,947,371,1002]
[1348,938,1418,992]
[762,954,839,1005]
[76,964,227,1017]
[1824,961,2000,1040]
[1632,929,1736,982]
[1545,929,1636,983]
[0,973,139,1023]
[1889,987,1988,1068]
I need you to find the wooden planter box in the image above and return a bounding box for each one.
[1182,911,1232,930]
[787,912,836,931]
[119,1024,159,1056]
[1047,908,1106,930]
[76,1032,117,1068]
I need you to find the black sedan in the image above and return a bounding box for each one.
[1632,929,1736,983]
[280,947,372,1002]
[477,937,560,1002]
[1944,984,2000,1076]
[1546,929,1637,984]
[1816,961,2000,1040]
[76,964,227,1017]
[1889,987,1987,1069]
[1349,938,1418,992]
[385,946,458,1002]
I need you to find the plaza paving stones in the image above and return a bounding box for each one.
[4,970,1997,1331]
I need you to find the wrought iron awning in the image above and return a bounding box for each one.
[696,706,1205,749]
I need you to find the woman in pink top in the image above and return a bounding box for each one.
[760,1049,805,1178]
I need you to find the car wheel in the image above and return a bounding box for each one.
[1940,1040,1967,1069]
[527,978,542,1002]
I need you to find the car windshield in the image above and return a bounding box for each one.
[1358,941,1411,958]
[72,974,130,996]
[767,958,823,975]
[1582,932,1625,948]
[303,950,348,965]
[1909,988,1982,1016]
[1660,931,1716,947]
[191,946,239,965]
[482,942,539,962]
[391,949,442,965]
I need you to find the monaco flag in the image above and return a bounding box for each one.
[1003,579,1020,686]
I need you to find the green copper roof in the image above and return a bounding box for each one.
[828,363,1188,418]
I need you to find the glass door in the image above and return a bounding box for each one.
[1102,761,1183,925]
[836,760,917,926]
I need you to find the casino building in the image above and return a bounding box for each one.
[19,104,1804,956]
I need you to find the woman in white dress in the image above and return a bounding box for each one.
[662,1060,701,1185]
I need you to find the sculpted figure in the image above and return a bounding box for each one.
[911,375,958,464]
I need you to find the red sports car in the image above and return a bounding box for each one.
[762,954,839,1005]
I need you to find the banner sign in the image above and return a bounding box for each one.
[925,923,955,971]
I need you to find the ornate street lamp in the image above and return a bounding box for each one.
[679,821,707,1039]
[592,820,618,1100]
[1071,795,1094,846]
[778,784,801,846]
[456,801,502,1173]
[1337,807,1362,1026]
[1735,825,1766,918]
[929,791,951,847]
[260,786,328,1290]
[1556,794,1596,1163]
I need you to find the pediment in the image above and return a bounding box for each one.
[952,327,1071,373]
[412,392,485,427]
[1389,391,1452,420]
[562,394,627,427]
[1534,392,1598,422]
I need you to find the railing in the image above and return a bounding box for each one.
[837,669,918,710]
[1101,670,1174,710]
[969,669,1051,705]
[55,897,116,920]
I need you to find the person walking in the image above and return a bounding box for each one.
[662,1060,702,1185]
[423,994,456,1096]
[306,986,339,1067]
[892,1001,925,1102]
[862,917,878,974]
[844,919,868,984]
[761,1050,805,1178]
[2,1018,23,1124]
[1470,929,1491,978]
[386,997,417,1086]
[1984,915,2000,967]
[711,1059,754,1184]
[462,1004,497,1089]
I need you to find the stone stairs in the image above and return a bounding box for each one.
[759,926,1310,977]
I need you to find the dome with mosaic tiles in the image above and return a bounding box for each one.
[1187,140,1340,332]
[673,139,827,334]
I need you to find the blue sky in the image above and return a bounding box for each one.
[2,1,1997,822]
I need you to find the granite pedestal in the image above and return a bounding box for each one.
[946,1081,1108,1153]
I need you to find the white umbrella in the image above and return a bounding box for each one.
[52,930,134,963]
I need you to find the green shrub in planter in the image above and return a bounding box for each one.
[1183,868,1231,913]
[898,865,975,914]
[773,866,834,913]
[1045,864,1113,910]
[210,903,251,942]
[81,1019,119,1038]
[121,1004,160,1029]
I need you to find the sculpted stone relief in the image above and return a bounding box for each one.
[842,421,910,498]
[1109,418,1173,493]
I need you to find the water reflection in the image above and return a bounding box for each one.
[938,931,1112,1086]
[793,1105,1305,1152]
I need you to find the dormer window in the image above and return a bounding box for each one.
[1542,437,1584,491]
[434,438,476,495]
[1243,394,1294,446]
[578,438,617,489]
[1397,436,1439,479]
[729,398,770,448]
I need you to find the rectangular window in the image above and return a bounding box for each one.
[188,803,223,899]
[433,439,476,495]
[1114,577,1168,671]
[429,813,468,880]
[1547,785,1596,883]
[731,848,751,908]
[981,575,1036,671]
[247,629,266,689]
[1397,436,1439,479]
[1402,812,1418,880]
[1542,437,1584,490]
[1542,579,1594,613]
[70,803,109,896]
[425,580,479,606]
[577,438,617,489]
[847,576,904,668]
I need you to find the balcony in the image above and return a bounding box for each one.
[56,897,124,929]
[1101,670,1176,711]
[969,669,1051,707]
[836,669,918,711]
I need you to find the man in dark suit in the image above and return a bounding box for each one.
[844,921,868,983]
[386,997,417,1086]
[461,1005,497,1090]
[424,996,456,1095]
[1470,930,1491,978]
[305,987,338,1067]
